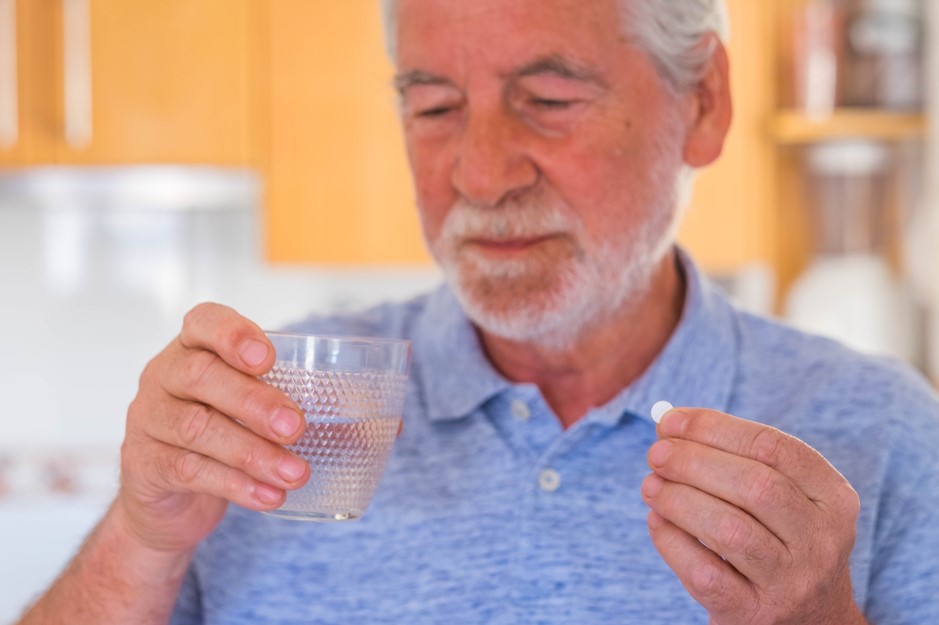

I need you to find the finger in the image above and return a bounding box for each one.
[179,302,275,376]
[149,439,288,511]
[647,437,817,546]
[642,473,789,587]
[141,398,310,492]
[156,346,306,444]
[658,408,852,505]
[647,509,757,622]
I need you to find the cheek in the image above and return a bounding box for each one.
[544,140,644,233]
[405,138,454,244]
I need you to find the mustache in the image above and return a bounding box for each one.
[438,197,581,242]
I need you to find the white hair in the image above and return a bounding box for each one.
[379,0,729,92]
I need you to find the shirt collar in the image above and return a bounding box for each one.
[413,286,513,421]
[586,248,739,426]
[413,247,739,425]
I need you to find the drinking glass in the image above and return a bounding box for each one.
[260,332,411,521]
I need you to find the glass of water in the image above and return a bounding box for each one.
[260,332,411,522]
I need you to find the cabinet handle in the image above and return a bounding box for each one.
[0,0,17,150]
[62,0,92,149]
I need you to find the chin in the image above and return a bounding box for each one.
[444,262,615,351]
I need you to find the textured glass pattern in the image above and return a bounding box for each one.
[261,365,407,521]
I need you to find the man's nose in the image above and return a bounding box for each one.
[451,109,538,207]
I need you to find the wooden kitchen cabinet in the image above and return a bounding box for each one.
[0,0,56,165]
[0,0,262,167]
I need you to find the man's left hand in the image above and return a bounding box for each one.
[641,408,867,625]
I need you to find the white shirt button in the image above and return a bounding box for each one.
[538,468,561,492]
[510,400,531,422]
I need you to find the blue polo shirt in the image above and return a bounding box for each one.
[171,251,939,624]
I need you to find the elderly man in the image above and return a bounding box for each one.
[17,0,939,623]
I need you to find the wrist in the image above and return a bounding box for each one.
[101,497,195,587]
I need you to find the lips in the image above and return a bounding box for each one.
[463,234,559,252]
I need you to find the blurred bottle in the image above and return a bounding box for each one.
[843,0,924,109]
[789,0,848,119]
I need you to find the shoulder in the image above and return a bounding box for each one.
[729,308,939,462]
[737,310,934,410]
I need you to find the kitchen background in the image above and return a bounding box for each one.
[0,0,936,620]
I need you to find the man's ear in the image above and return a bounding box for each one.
[682,37,733,168]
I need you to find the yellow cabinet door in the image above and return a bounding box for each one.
[1,0,261,167]
[264,1,429,265]
[0,0,56,166]
[52,0,260,165]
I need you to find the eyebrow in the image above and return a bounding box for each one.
[393,54,607,95]
[512,54,607,87]
[393,71,454,94]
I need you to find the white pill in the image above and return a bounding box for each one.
[651,400,673,424]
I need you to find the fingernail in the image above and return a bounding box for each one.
[649,439,673,467]
[277,455,307,482]
[254,483,283,505]
[271,408,303,438]
[642,473,665,498]
[240,339,269,367]
[660,410,687,436]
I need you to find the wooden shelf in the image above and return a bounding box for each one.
[770,109,928,144]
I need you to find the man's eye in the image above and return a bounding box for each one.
[417,106,456,118]
[531,98,575,110]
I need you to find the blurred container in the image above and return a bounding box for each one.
[788,0,848,118]
[804,140,891,254]
[785,140,917,360]
[843,0,924,109]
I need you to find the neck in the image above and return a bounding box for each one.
[477,251,686,429]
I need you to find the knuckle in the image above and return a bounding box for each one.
[239,383,276,424]
[119,428,152,475]
[745,466,783,509]
[839,482,861,520]
[181,350,220,392]
[183,303,236,349]
[222,468,250,502]
[674,444,702,477]
[817,535,843,566]
[119,438,136,476]
[717,513,753,555]
[690,562,723,599]
[236,442,267,476]
[179,403,215,448]
[182,302,215,330]
[136,356,168,400]
[751,427,786,467]
[791,574,817,606]
[172,450,206,487]
[126,395,145,425]
[137,357,156,387]
[680,412,705,440]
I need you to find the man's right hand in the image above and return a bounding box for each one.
[115,303,310,554]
